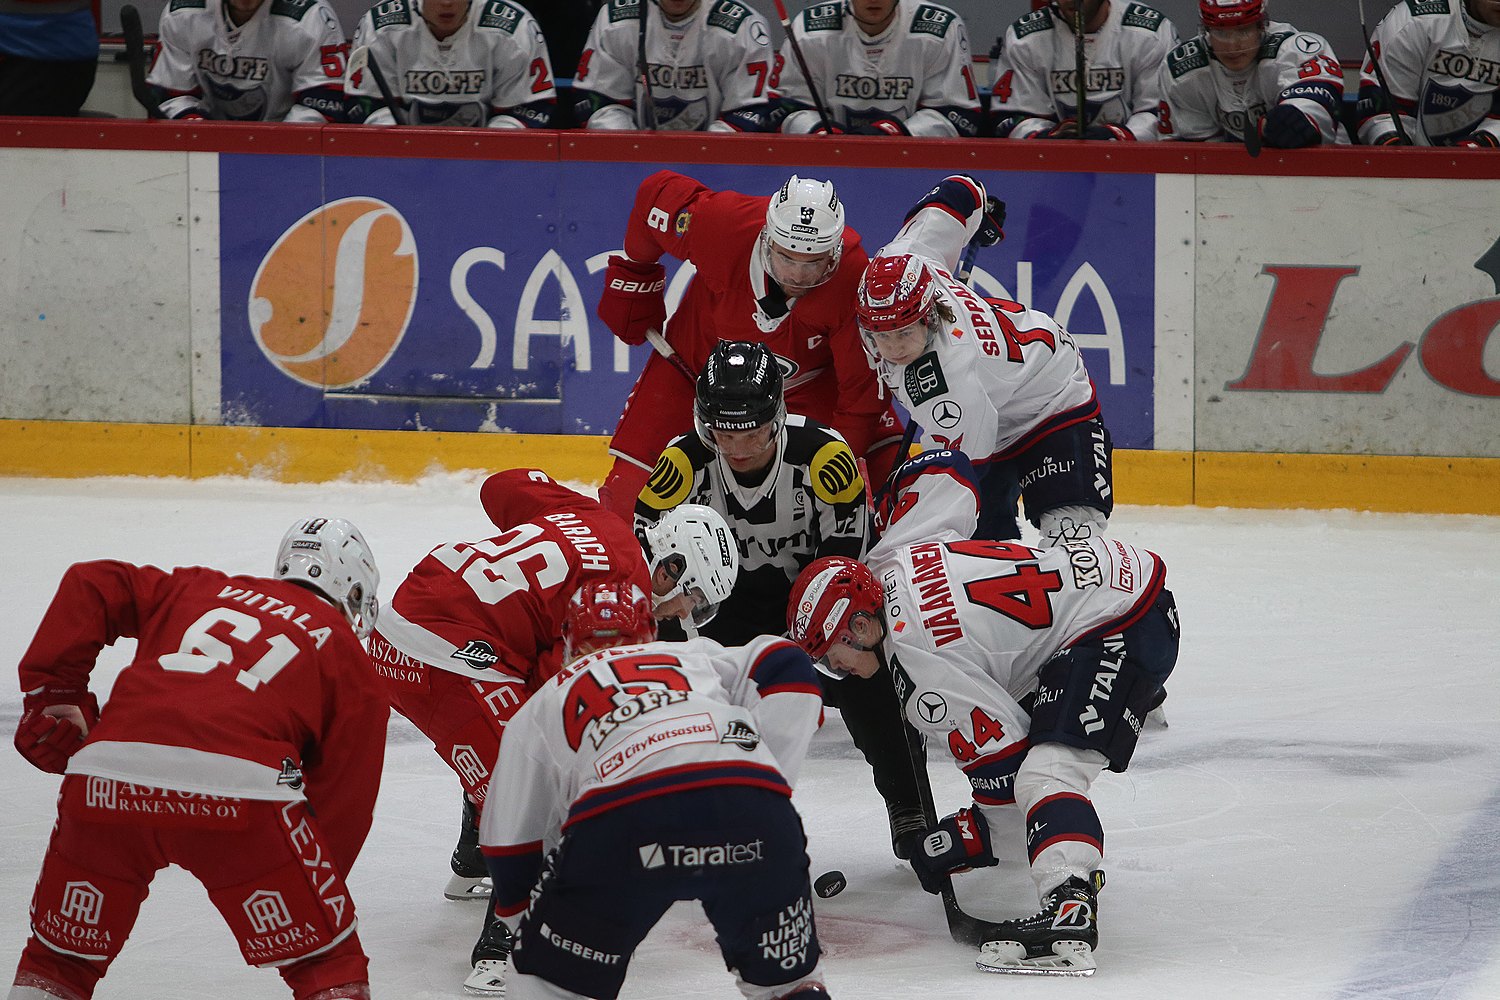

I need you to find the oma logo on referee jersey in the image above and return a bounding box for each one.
[250,197,418,389]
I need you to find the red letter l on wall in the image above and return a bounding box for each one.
[1228,265,1413,393]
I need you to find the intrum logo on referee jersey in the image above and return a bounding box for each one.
[249,197,418,389]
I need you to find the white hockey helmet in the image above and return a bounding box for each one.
[274,517,380,639]
[761,175,845,289]
[643,504,739,627]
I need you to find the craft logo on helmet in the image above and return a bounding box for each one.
[250,197,418,389]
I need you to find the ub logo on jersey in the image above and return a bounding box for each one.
[250,198,417,389]
[903,353,948,405]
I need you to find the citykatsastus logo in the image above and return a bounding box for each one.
[249,197,418,389]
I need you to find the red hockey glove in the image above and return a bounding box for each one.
[1261,104,1320,149]
[850,117,910,137]
[14,687,99,774]
[908,807,997,895]
[596,255,666,347]
[1043,119,1081,138]
[809,119,845,135]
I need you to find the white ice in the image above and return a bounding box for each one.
[2,473,1498,1000]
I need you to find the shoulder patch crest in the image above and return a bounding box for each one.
[707,0,751,33]
[642,448,697,511]
[607,0,643,24]
[371,0,412,30]
[269,0,316,20]
[802,2,843,33]
[1166,38,1209,78]
[1122,3,1166,31]
[478,0,524,33]
[1406,0,1452,16]
[910,4,955,39]
[809,440,864,506]
[1013,7,1054,40]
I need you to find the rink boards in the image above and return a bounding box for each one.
[0,125,1496,513]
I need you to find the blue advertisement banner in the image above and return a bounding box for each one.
[219,156,1158,447]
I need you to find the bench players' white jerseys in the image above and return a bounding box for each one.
[991,2,1178,140]
[479,635,823,859]
[574,0,777,131]
[148,0,348,121]
[1356,0,1500,146]
[777,0,981,137]
[872,187,1097,465]
[1158,20,1349,143]
[346,0,554,127]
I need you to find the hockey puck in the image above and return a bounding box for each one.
[813,870,846,898]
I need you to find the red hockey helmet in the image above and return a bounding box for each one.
[787,556,884,660]
[855,253,938,336]
[562,581,657,663]
[1199,0,1266,30]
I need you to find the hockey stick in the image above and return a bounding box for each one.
[637,0,657,130]
[891,664,1006,947]
[1243,100,1262,158]
[1357,0,1411,145]
[772,0,837,131]
[120,5,164,119]
[645,329,696,384]
[347,46,405,123]
[1072,2,1088,138]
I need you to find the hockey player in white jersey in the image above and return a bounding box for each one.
[345,0,555,127]
[776,0,981,137]
[991,1,1178,140]
[1157,0,1348,146]
[572,0,779,131]
[787,452,1179,976]
[855,173,1112,545]
[1356,0,1500,146]
[147,0,348,121]
[478,581,832,1000]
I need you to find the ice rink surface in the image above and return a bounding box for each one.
[2,473,1498,1000]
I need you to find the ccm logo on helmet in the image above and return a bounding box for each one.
[250,197,417,389]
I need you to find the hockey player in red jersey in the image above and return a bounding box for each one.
[366,467,737,995]
[10,517,387,1000]
[788,453,1179,976]
[594,169,903,520]
[479,581,832,1000]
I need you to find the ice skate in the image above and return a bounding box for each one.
[463,906,513,995]
[446,796,492,901]
[976,870,1104,976]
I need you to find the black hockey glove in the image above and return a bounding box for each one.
[1370,130,1410,146]
[850,117,910,136]
[1083,122,1135,141]
[1261,104,1320,149]
[975,196,1007,247]
[908,807,997,895]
